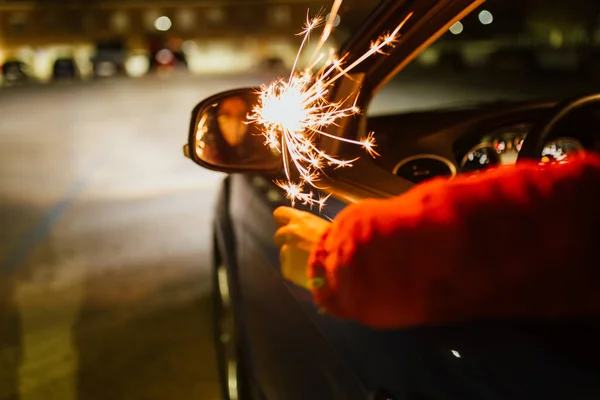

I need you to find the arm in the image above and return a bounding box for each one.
[308,153,600,329]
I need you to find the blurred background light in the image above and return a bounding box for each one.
[449,21,463,35]
[478,10,493,25]
[155,48,174,65]
[182,40,198,55]
[154,16,172,32]
[176,9,196,31]
[325,13,341,27]
[417,48,441,67]
[111,10,130,33]
[125,53,150,77]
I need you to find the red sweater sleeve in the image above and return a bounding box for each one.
[308,153,600,329]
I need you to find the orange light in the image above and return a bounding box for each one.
[168,37,183,50]
[541,156,550,163]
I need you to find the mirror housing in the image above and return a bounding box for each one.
[183,88,282,174]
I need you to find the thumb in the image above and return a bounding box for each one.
[273,206,306,227]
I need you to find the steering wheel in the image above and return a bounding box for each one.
[518,94,600,162]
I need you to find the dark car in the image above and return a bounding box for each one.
[92,60,122,78]
[52,57,79,81]
[184,0,600,399]
[91,40,127,78]
[2,60,31,86]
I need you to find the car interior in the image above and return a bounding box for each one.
[356,0,600,188]
[365,100,599,184]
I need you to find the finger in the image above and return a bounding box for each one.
[280,246,311,290]
[273,225,296,247]
[273,207,294,227]
[279,244,289,271]
[279,245,298,282]
[273,206,307,227]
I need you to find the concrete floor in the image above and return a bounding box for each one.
[0,73,270,400]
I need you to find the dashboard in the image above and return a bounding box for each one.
[460,122,585,173]
[367,102,590,185]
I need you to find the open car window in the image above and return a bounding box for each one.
[368,0,600,116]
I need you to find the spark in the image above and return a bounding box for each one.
[249,2,413,207]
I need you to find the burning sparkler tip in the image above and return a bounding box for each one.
[249,3,413,209]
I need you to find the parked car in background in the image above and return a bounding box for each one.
[184,0,600,399]
[91,40,127,78]
[1,60,31,86]
[52,57,79,81]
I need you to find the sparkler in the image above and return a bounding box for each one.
[248,2,413,209]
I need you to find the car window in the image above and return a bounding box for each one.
[368,0,600,116]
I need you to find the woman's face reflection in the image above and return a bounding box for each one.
[217,96,250,147]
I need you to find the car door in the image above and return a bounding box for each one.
[229,173,367,400]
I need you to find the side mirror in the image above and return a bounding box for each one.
[183,88,282,174]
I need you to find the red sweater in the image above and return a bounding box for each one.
[308,153,600,329]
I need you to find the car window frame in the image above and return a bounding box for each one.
[309,0,486,204]
[324,0,485,149]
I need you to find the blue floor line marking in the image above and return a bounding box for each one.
[2,146,115,275]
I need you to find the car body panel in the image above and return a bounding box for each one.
[224,174,366,399]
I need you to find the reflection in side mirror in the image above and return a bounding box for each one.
[184,88,282,174]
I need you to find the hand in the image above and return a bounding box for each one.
[273,207,331,290]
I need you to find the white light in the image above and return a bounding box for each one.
[154,16,172,32]
[478,10,493,25]
[156,49,174,65]
[125,54,150,78]
[325,13,341,27]
[449,21,463,35]
[182,40,197,54]
[451,350,462,358]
